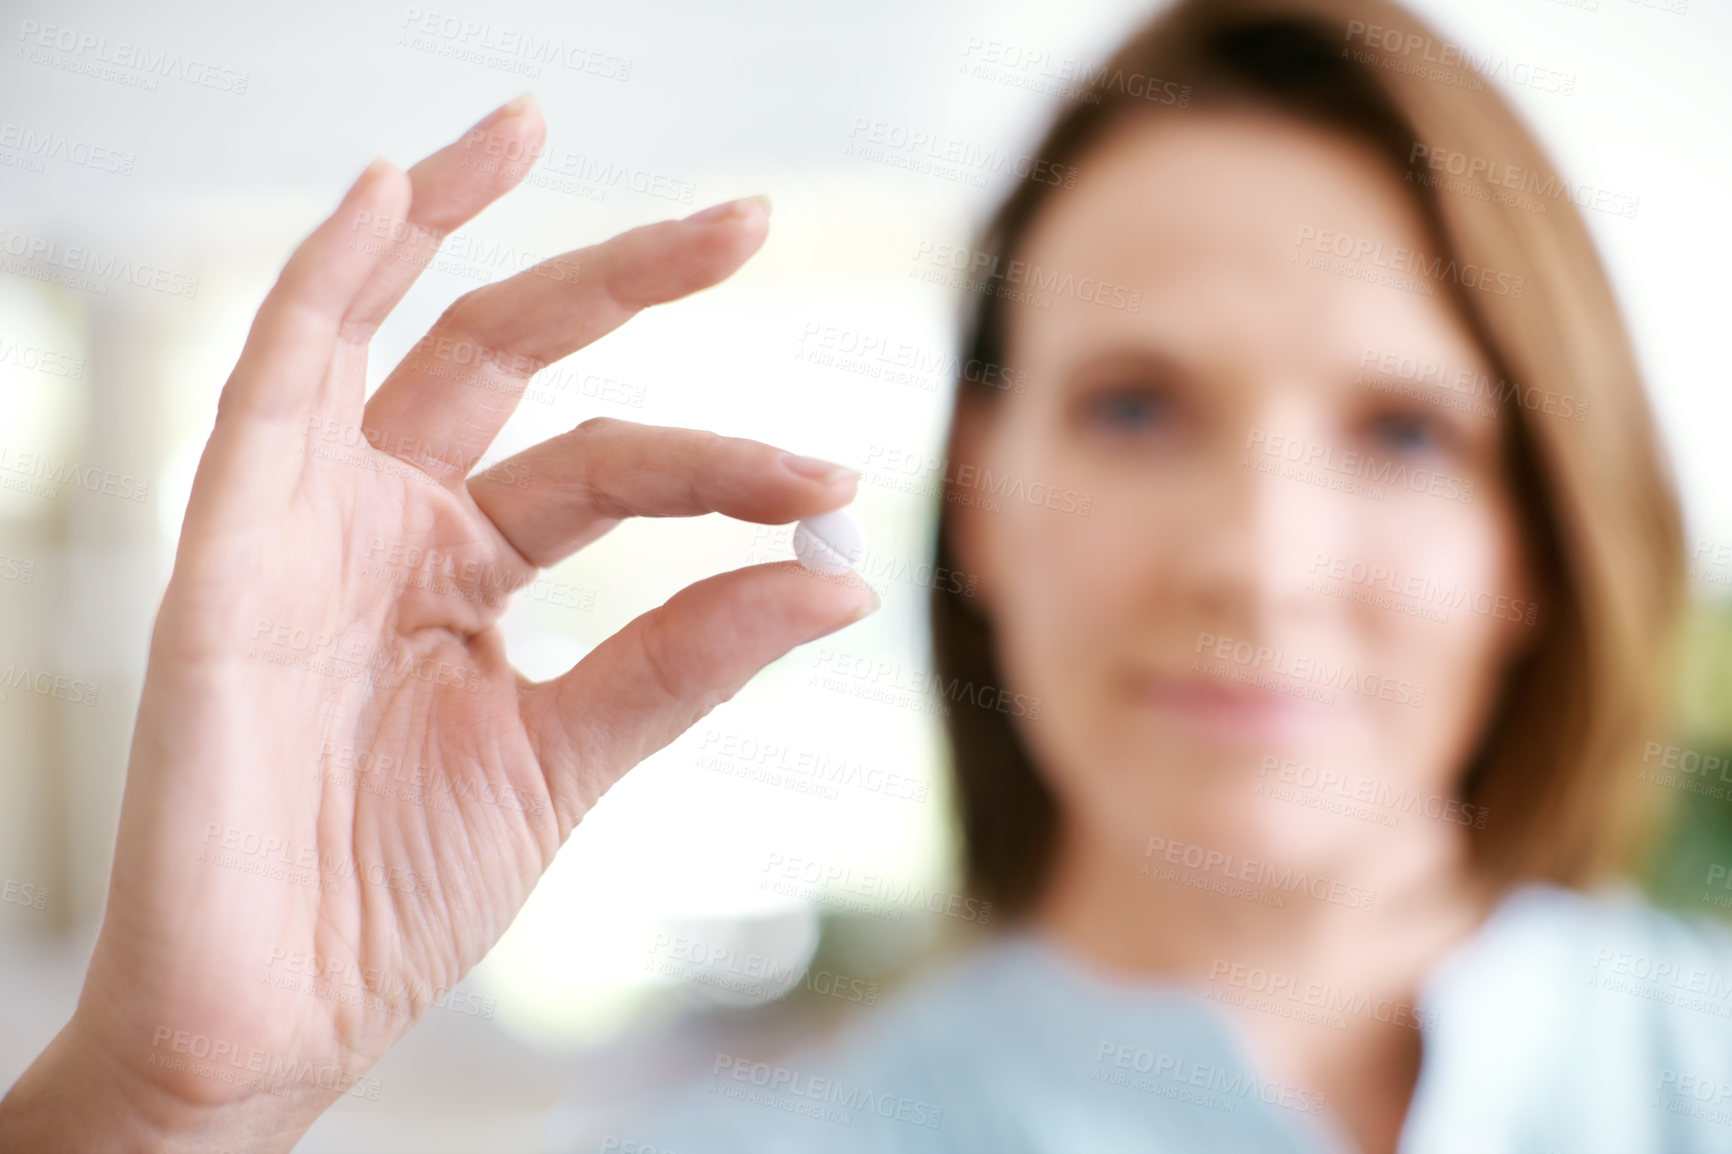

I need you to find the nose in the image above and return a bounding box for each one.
[1178,404,1349,636]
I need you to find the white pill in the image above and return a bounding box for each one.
[793,509,866,576]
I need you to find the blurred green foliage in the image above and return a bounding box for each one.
[1641,599,1732,922]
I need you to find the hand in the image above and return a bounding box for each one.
[0,95,876,1152]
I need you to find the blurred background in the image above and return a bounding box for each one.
[1,0,1729,1149]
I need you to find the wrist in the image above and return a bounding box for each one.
[0,1012,333,1154]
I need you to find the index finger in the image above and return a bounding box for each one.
[341,94,548,341]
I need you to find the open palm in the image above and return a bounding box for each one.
[58,96,873,1147]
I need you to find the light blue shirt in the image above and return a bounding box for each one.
[549,885,1732,1153]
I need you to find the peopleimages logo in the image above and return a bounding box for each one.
[1293,225,1524,299]
[957,37,1194,107]
[1244,429,1476,505]
[1144,835,1378,912]
[0,664,100,707]
[1206,958,1439,1034]
[1093,1039,1326,1116]
[0,228,199,299]
[1257,756,1488,830]
[698,727,930,804]
[14,20,250,94]
[910,241,1143,312]
[1342,20,1575,96]
[0,444,151,504]
[1308,551,1538,626]
[649,932,883,1005]
[147,1027,381,1101]
[863,442,1091,517]
[1357,346,1588,423]
[761,851,994,924]
[1194,631,1426,709]
[1408,144,1639,221]
[397,8,632,81]
[795,321,1028,395]
[0,122,135,175]
[0,335,85,379]
[710,1053,944,1128]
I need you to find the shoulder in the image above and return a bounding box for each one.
[837,933,1250,1064]
[807,934,1336,1151]
[1429,882,1732,1027]
[549,935,1335,1153]
[1402,884,1732,1154]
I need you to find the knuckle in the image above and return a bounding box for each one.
[338,316,380,346]
[573,416,624,438]
[680,427,730,466]
[437,287,485,327]
[563,421,629,519]
[635,607,693,703]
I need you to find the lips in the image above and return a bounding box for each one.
[1130,671,1334,744]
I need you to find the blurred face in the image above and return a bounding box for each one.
[952,110,1535,870]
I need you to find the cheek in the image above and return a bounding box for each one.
[982,487,1184,825]
[983,456,1160,688]
[987,505,1113,694]
[986,499,1156,829]
[1342,496,1529,735]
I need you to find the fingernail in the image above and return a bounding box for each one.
[851,585,882,621]
[683,194,771,225]
[356,155,392,184]
[780,452,859,484]
[476,92,538,130]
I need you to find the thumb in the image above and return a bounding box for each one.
[518,561,877,833]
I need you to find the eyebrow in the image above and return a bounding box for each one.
[1060,345,1192,389]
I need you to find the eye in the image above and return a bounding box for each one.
[1082,384,1173,433]
[1364,408,1452,456]
[1064,351,1191,449]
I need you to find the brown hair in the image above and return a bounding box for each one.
[930,0,1686,918]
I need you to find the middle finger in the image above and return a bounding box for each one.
[362,197,772,487]
[468,418,861,569]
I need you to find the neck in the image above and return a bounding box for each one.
[1028,810,1489,983]
[1026,811,1493,1154]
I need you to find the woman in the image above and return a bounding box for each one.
[1,0,1726,1152]
[553,3,1726,1151]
